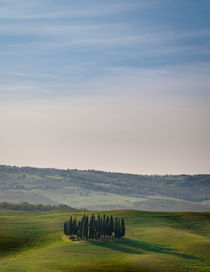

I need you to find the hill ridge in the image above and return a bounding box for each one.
[0,165,209,211]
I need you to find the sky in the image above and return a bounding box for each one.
[0,0,210,174]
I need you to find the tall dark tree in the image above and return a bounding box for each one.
[64,214,125,240]
[97,214,101,239]
[114,217,121,238]
[69,216,73,235]
[85,215,89,239]
[78,220,82,238]
[89,215,93,239]
[64,222,67,235]
[102,214,106,238]
[110,215,113,236]
[121,218,125,237]
[82,215,86,239]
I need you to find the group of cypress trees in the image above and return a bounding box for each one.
[64,214,125,240]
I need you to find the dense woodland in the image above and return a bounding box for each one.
[64,214,125,239]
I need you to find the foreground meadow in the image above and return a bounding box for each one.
[0,210,209,271]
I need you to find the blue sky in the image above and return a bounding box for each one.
[0,0,209,98]
[0,0,210,174]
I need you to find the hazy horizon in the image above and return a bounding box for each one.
[1,161,210,176]
[1,0,210,175]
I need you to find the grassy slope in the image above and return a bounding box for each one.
[0,210,210,272]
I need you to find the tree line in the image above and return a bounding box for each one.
[0,201,76,212]
[64,214,125,240]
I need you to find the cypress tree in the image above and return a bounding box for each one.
[72,217,77,235]
[106,215,110,239]
[94,218,98,239]
[82,215,86,239]
[89,215,92,239]
[97,214,101,239]
[75,217,78,234]
[78,220,82,238]
[64,214,125,240]
[72,218,74,235]
[110,215,114,236]
[69,216,73,236]
[67,220,70,236]
[85,215,89,239]
[121,218,125,237]
[90,214,94,239]
[102,214,106,238]
[114,217,120,238]
[64,222,67,235]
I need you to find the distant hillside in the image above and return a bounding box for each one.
[0,165,209,211]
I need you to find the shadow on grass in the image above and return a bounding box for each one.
[88,238,201,260]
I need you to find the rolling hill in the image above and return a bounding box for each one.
[0,210,209,271]
[0,165,209,211]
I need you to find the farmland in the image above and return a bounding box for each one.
[0,210,210,271]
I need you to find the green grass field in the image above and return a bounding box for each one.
[0,210,210,272]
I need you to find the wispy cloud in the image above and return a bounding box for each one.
[1,63,210,104]
[0,0,158,20]
[0,1,209,110]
